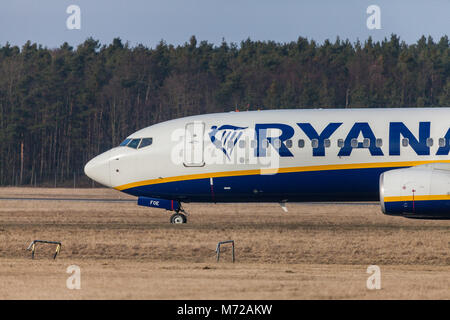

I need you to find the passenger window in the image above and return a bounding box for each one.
[275,139,283,149]
[119,138,131,146]
[250,140,257,148]
[286,139,292,148]
[127,138,141,149]
[363,138,370,148]
[139,138,153,149]
[311,139,319,148]
[439,138,446,147]
[298,139,305,148]
[351,138,358,148]
[376,138,383,147]
[402,138,409,147]
[239,140,246,148]
[324,139,330,148]
[337,139,344,148]
[426,138,433,147]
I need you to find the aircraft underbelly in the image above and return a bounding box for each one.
[124,166,394,202]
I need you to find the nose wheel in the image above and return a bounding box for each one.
[170,213,187,224]
[170,205,188,224]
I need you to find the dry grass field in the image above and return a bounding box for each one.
[0,187,449,299]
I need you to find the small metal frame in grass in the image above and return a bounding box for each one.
[216,240,235,263]
[27,240,62,259]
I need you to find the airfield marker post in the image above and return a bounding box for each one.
[26,240,62,260]
[216,240,235,263]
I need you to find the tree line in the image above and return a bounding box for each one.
[0,34,448,186]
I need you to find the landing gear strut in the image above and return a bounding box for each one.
[170,205,188,224]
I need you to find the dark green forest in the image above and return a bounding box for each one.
[0,35,448,186]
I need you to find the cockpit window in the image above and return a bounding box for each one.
[139,138,153,149]
[119,138,131,146]
[127,138,141,149]
[119,137,152,149]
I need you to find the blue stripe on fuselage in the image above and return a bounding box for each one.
[121,166,401,202]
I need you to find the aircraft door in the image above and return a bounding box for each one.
[184,121,205,167]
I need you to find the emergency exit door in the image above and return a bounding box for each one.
[184,122,205,167]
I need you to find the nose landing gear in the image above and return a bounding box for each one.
[170,205,189,224]
[170,213,187,224]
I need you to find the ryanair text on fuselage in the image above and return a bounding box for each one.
[215,121,450,158]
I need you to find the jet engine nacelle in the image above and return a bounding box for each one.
[379,164,450,219]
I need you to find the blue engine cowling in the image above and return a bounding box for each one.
[380,165,450,220]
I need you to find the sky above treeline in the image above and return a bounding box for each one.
[0,0,448,48]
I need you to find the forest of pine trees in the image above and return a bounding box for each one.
[0,34,448,186]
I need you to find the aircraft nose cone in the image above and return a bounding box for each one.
[84,155,111,187]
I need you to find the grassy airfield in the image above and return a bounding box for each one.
[0,187,448,299]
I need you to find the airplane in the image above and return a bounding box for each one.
[84,108,450,223]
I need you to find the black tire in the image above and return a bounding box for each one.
[170,213,187,224]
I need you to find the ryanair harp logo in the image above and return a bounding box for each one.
[209,125,248,159]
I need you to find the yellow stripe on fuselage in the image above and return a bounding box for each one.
[114,159,450,191]
[384,195,450,202]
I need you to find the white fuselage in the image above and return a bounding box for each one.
[85,108,450,205]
